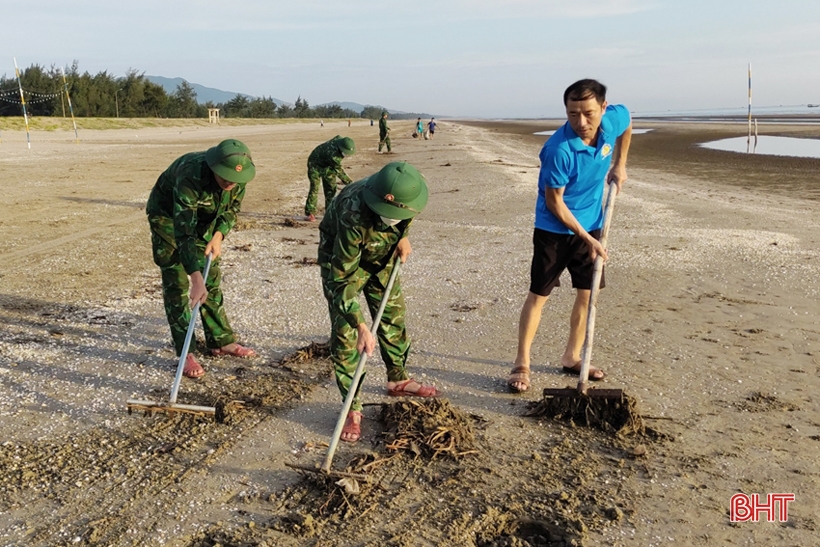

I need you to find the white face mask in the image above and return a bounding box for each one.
[380,216,401,227]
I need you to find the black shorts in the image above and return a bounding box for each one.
[529,228,604,296]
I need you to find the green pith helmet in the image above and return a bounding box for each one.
[381,111,388,117]
[363,162,429,220]
[336,136,356,157]
[205,139,255,184]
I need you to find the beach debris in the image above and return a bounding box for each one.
[378,399,479,460]
[525,389,645,436]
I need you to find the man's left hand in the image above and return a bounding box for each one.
[205,232,224,259]
[396,237,412,263]
[606,164,627,194]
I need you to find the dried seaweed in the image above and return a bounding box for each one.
[378,399,479,460]
[525,390,645,437]
[279,341,330,367]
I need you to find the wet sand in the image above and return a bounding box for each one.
[1,118,819,546]
[459,119,820,200]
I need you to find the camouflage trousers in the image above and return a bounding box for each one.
[148,216,236,356]
[304,164,340,216]
[321,265,410,412]
[378,136,392,152]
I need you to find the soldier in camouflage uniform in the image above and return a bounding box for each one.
[378,111,391,153]
[318,161,439,442]
[146,139,257,379]
[304,135,356,222]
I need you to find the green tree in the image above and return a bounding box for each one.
[224,94,250,117]
[360,105,384,120]
[140,80,169,117]
[167,81,199,118]
[293,96,312,118]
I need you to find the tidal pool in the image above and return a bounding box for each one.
[699,136,820,159]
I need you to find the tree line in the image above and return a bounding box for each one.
[0,62,429,120]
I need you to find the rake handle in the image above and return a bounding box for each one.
[321,256,402,473]
[169,254,213,404]
[577,183,617,395]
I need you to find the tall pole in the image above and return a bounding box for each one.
[747,63,752,154]
[115,89,121,118]
[61,67,79,143]
[13,57,31,149]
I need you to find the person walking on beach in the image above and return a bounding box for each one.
[304,135,356,222]
[415,117,424,138]
[508,79,632,393]
[427,118,436,139]
[319,161,439,442]
[146,139,258,379]
[378,111,391,153]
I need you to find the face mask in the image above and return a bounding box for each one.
[380,216,401,227]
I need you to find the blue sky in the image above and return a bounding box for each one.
[2,0,819,117]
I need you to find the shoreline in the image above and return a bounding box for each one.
[456,119,820,201]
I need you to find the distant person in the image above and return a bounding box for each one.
[320,119,324,127]
[415,117,423,138]
[304,135,356,222]
[370,119,374,126]
[378,111,392,153]
[348,118,351,127]
[146,139,258,379]
[427,118,436,139]
[319,162,439,442]
[508,79,632,393]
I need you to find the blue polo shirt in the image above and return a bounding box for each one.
[535,104,630,234]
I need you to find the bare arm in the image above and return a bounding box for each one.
[606,124,632,193]
[545,187,608,262]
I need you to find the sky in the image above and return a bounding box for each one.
[2,0,819,118]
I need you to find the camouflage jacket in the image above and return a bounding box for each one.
[318,179,412,328]
[146,151,245,275]
[379,117,390,139]
[308,136,352,184]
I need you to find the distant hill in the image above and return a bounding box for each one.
[320,101,434,117]
[320,101,368,112]
[145,77,436,116]
[145,76,287,106]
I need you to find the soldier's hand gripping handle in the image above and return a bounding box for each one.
[188,253,213,307]
[356,323,376,356]
[204,231,224,259]
[396,237,412,263]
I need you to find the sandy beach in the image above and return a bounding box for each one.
[1,117,819,546]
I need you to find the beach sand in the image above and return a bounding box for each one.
[0,118,818,546]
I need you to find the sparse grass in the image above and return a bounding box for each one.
[0,117,323,132]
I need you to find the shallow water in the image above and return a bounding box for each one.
[699,136,820,158]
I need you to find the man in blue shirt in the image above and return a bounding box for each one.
[508,79,632,393]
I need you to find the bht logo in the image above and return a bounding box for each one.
[730,493,795,522]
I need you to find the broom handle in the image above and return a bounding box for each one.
[169,254,213,404]
[321,256,402,473]
[577,183,617,395]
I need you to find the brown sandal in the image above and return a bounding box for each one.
[341,411,362,443]
[507,365,530,393]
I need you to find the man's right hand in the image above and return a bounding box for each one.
[587,237,608,263]
[189,271,208,306]
[356,323,376,356]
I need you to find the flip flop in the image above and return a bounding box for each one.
[387,379,440,398]
[507,365,531,393]
[341,411,362,443]
[562,365,605,381]
[182,354,205,379]
[210,344,256,358]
